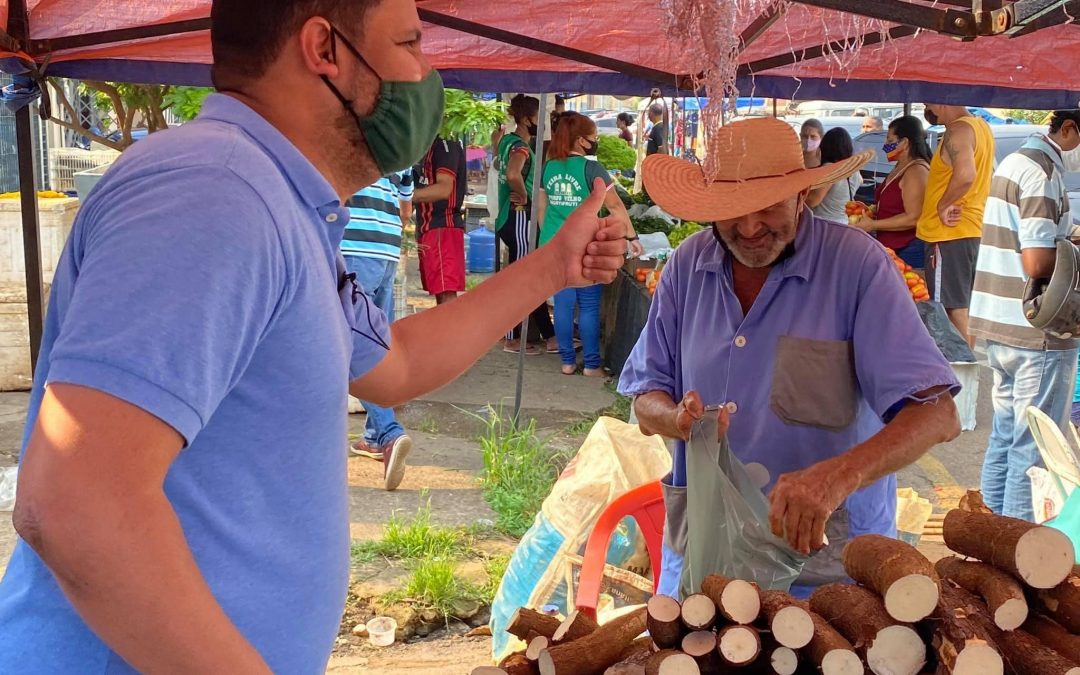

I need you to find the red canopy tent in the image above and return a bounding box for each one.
[0,0,1076,368]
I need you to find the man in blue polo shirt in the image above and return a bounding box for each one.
[0,1,630,672]
[343,169,414,490]
[621,118,961,597]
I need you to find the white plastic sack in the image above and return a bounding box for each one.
[951,362,979,432]
[1029,465,1069,524]
[0,466,16,511]
[489,417,672,663]
[485,162,501,223]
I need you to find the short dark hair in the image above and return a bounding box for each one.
[819,127,853,165]
[888,115,933,162]
[211,0,379,89]
[1050,110,1080,134]
[648,103,665,118]
[509,94,540,124]
[617,112,635,126]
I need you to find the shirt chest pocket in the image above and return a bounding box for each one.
[769,336,858,431]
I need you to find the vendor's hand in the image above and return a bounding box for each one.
[550,179,634,287]
[855,216,875,233]
[628,239,645,258]
[939,203,962,227]
[768,459,859,555]
[670,391,731,441]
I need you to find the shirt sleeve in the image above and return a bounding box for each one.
[1015,162,1061,249]
[850,240,961,422]
[585,160,614,188]
[46,169,289,445]
[348,277,392,381]
[397,169,414,202]
[618,251,683,399]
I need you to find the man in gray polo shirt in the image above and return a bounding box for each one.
[0,1,630,672]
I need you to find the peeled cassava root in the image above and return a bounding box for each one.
[935,556,1028,631]
[842,534,940,622]
[701,574,760,625]
[943,510,1075,590]
[810,582,926,675]
[759,590,814,650]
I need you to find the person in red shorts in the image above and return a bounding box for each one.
[414,135,468,304]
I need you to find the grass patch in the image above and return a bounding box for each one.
[466,274,485,291]
[383,558,491,620]
[418,417,440,435]
[477,408,566,537]
[478,554,511,605]
[352,495,468,564]
[565,381,634,436]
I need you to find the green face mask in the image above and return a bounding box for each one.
[322,26,445,176]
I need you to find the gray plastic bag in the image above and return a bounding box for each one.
[679,413,808,597]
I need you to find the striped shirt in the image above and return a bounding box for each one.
[970,134,1076,350]
[342,170,414,262]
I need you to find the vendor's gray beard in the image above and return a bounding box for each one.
[719,232,789,268]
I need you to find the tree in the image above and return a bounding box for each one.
[440,89,506,146]
[47,79,214,151]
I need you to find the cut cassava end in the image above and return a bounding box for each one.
[1024,614,1080,664]
[760,590,814,649]
[803,610,862,675]
[842,535,940,622]
[647,595,684,650]
[701,574,761,625]
[552,609,599,643]
[718,624,761,666]
[680,593,718,632]
[935,556,1028,631]
[932,581,1004,675]
[810,583,925,675]
[942,510,1075,589]
[538,607,647,675]
[1037,568,1080,633]
[768,646,798,675]
[496,653,537,675]
[682,630,720,673]
[508,607,562,641]
[527,636,550,662]
[645,650,700,675]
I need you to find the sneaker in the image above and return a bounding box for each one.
[350,438,384,460]
[383,435,413,491]
[348,396,366,414]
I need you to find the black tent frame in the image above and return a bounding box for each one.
[3,0,1075,374]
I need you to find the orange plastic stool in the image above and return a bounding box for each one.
[575,481,666,621]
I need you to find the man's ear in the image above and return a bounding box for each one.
[298,17,338,78]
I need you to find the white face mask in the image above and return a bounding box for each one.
[1064,146,1080,173]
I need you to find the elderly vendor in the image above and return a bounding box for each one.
[619,117,961,597]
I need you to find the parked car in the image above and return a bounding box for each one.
[785,116,872,143]
[852,124,1080,222]
[594,116,623,137]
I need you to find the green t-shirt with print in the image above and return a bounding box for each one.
[496,133,534,230]
[539,155,612,246]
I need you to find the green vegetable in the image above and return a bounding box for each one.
[597,135,636,173]
[668,221,705,248]
[631,216,673,235]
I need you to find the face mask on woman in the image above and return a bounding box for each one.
[802,138,821,152]
[883,140,904,162]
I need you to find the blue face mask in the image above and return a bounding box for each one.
[882,141,899,154]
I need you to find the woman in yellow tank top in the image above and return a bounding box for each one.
[915,105,996,347]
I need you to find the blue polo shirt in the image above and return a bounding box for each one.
[0,94,390,673]
[619,210,959,597]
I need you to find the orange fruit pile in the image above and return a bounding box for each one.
[885,247,930,302]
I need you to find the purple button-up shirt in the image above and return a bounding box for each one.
[619,209,959,596]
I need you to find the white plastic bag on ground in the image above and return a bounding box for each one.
[0,466,16,511]
[489,417,671,663]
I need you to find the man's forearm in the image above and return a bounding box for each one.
[352,246,563,405]
[939,176,974,210]
[633,391,683,439]
[21,489,268,673]
[830,390,960,493]
[413,184,451,204]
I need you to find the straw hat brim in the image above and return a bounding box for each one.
[642,149,875,223]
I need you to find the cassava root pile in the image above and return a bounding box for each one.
[482,494,1080,675]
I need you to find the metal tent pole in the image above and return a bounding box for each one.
[17,106,44,374]
[513,92,549,422]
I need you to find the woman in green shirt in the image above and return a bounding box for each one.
[538,112,641,375]
[496,94,555,355]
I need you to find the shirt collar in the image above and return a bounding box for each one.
[1029,134,1066,172]
[695,206,816,281]
[198,94,342,211]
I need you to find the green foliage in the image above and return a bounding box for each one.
[668,221,705,248]
[597,135,636,173]
[441,89,507,146]
[352,495,468,563]
[465,274,486,291]
[1003,109,1049,125]
[163,86,214,122]
[631,216,673,235]
[477,408,566,537]
[566,381,633,435]
[478,554,511,605]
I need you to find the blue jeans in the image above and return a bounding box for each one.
[554,285,603,369]
[981,341,1078,521]
[344,255,405,446]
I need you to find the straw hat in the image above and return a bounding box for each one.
[643,117,874,223]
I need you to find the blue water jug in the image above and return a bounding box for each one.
[466,226,496,273]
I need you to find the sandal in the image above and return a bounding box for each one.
[504,341,542,356]
[583,368,606,378]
